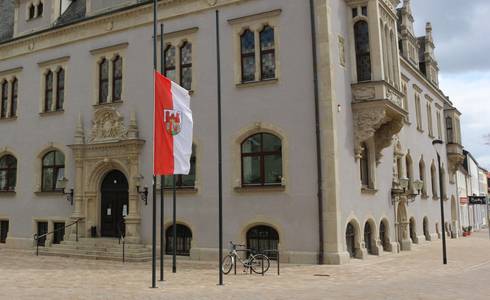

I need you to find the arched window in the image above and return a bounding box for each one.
[260,25,275,80]
[0,155,17,191]
[360,143,370,187]
[44,71,53,112]
[112,55,123,101]
[164,45,176,82]
[98,58,109,104]
[165,144,196,188]
[240,29,255,82]
[419,158,426,196]
[423,217,430,241]
[246,225,279,259]
[56,68,65,110]
[446,116,454,143]
[1,81,7,118]
[379,220,389,251]
[241,133,282,186]
[364,222,374,255]
[41,150,65,192]
[10,78,17,117]
[28,4,35,19]
[346,223,356,258]
[431,162,438,198]
[354,20,371,82]
[37,2,43,17]
[165,224,192,256]
[179,42,192,90]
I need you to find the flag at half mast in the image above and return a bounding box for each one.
[154,71,193,176]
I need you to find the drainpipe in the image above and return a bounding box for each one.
[309,0,324,265]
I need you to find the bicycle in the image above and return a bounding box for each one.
[222,241,270,275]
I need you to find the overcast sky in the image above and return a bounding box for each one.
[409,0,490,169]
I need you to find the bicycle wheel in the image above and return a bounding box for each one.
[222,255,234,275]
[250,254,270,274]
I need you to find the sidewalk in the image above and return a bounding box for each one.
[1,230,489,300]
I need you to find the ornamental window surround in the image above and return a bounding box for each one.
[426,102,433,137]
[90,43,128,106]
[228,10,281,86]
[414,90,423,131]
[419,157,427,197]
[41,67,65,113]
[41,150,65,192]
[0,71,20,120]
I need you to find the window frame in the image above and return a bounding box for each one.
[41,150,65,192]
[112,55,123,102]
[165,224,192,256]
[246,225,279,260]
[353,20,372,82]
[240,29,256,83]
[259,25,276,81]
[359,143,370,187]
[55,68,65,111]
[98,58,109,104]
[164,44,177,82]
[240,133,282,187]
[44,70,54,112]
[0,80,8,118]
[179,41,193,91]
[0,155,17,192]
[10,78,18,117]
[164,145,196,189]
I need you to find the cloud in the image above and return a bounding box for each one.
[410,0,490,74]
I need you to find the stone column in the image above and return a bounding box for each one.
[68,158,85,240]
[124,154,141,244]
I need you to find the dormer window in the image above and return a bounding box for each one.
[28,4,35,19]
[27,1,44,20]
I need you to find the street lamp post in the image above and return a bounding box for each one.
[432,139,447,265]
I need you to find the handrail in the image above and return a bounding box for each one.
[34,218,84,256]
[117,219,126,263]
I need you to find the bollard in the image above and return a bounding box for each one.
[261,255,264,276]
[123,239,125,263]
[76,221,78,242]
[277,249,280,276]
[234,256,237,275]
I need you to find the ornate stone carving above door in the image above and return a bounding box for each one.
[89,107,128,143]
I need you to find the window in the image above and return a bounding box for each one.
[419,158,427,196]
[10,78,17,117]
[112,55,123,101]
[427,103,433,137]
[179,42,192,90]
[44,71,53,112]
[241,133,282,186]
[0,220,8,243]
[36,221,48,247]
[37,2,43,17]
[379,220,389,251]
[446,116,454,143]
[436,111,442,140]
[55,68,65,111]
[165,145,196,188]
[41,150,65,192]
[1,81,7,118]
[406,153,413,192]
[166,224,192,256]
[0,155,17,191]
[354,21,371,82]
[246,225,279,259]
[431,162,438,198]
[28,4,35,19]
[260,26,276,80]
[360,143,370,187]
[53,222,65,244]
[240,29,256,82]
[98,58,109,104]
[415,93,422,130]
[164,45,177,82]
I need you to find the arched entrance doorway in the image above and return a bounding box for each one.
[423,217,430,241]
[364,221,374,255]
[346,222,356,258]
[379,219,390,252]
[100,170,129,237]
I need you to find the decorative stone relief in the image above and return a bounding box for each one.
[89,107,128,144]
[353,106,387,157]
[386,87,403,107]
[352,86,376,101]
[374,118,403,163]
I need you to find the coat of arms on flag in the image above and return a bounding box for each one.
[164,109,182,136]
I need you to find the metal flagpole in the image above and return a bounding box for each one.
[151,0,158,289]
[172,175,177,273]
[159,23,165,283]
[215,10,224,286]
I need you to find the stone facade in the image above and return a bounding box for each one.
[0,0,464,264]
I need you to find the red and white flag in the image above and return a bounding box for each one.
[154,71,193,176]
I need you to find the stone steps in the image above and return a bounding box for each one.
[36,238,152,262]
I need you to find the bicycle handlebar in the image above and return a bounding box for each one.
[229,241,246,248]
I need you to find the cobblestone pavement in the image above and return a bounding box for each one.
[1,230,490,300]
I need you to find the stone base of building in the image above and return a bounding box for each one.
[324,251,351,265]
[4,237,33,249]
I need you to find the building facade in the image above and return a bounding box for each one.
[0,0,464,264]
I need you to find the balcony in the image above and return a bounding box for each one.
[352,81,407,163]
